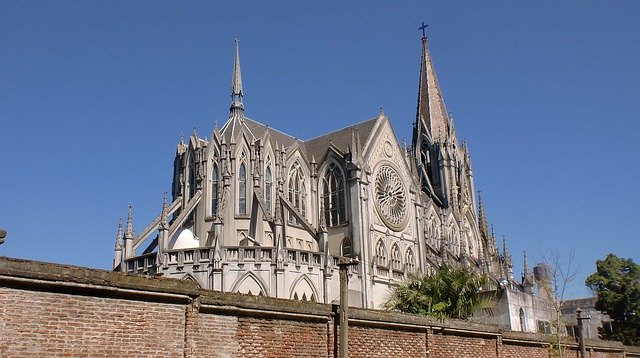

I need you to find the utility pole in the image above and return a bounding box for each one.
[576,307,590,358]
[338,257,358,358]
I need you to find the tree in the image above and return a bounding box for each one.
[384,264,491,319]
[585,254,640,346]
[536,249,580,358]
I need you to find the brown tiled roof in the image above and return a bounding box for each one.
[305,116,379,162]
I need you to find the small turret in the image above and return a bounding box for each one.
[124,203,134,259]
[158,192,170,256]
[113,216,124,271]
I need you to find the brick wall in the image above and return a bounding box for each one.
[1,257,639,358]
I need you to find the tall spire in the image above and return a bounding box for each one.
[229,37,244,117]
[414,23,450,145]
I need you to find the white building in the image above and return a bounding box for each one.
[113,33,516,311]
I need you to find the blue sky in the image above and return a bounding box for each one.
[1,1,639,298]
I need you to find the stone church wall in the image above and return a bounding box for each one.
[1,257,638,358]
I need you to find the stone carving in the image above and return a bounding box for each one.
[374,164,408,231]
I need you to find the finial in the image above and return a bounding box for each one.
[502,235,507,252]
[115,215,123,249]
[160,192,169,229]
[214,119,219,130]
[523,250,529,274]
[419,21,429,40]
[379,105,384,115]
[179,133,184,145]
[193,125,197,135]
[125,203,134,238]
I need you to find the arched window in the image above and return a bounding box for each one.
[288,162,306,223]
[405,248,415,273]
[341,238,352,257]
[238,163,246,215]
[425,214,440,250]
[322,163,346,227]
[211,163,219,216]
[390,244,401,270]
[375,240,387,267]
[265,166,272,214]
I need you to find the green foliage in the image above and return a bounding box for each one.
[384,264,491,319]
[585,254,640,346]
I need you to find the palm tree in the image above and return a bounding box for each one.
[384,264,492,319]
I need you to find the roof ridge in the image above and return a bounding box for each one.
[305,116,379,142]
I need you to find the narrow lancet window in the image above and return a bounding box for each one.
[265,166,272,214]
[211,164,219,215]
[322,163,346,227]
[239,163,246,215]
[287,162,306,223]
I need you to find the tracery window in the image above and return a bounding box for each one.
[322,163,346,226]
[211,163,219,216]
[288,162,306,223]
[265,166,272,214]
[341,238,352,257]
[375,240,387,267]
[390,244,402,270]
[238,163,247,215]
[405,248,416,273]
[424,214,440,250]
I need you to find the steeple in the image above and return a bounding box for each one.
[413,23,450,146]
[229,37,244,117]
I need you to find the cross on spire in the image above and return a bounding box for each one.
[419,21,429,39]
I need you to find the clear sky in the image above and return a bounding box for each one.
[1,1,639,298]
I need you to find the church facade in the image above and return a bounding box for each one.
[113,34,514,310]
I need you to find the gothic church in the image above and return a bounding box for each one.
[113,33,514,310]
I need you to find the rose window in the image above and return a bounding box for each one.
[374,165,408,231]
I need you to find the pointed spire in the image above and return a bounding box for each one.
[502,235,512,265]
[115,215,123,250]
[160,192,169,229]
[414,24,450,144]
[125,203,134,238]
[478,191,490,239]
[229,37,244,117]
[523,251,529,276]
